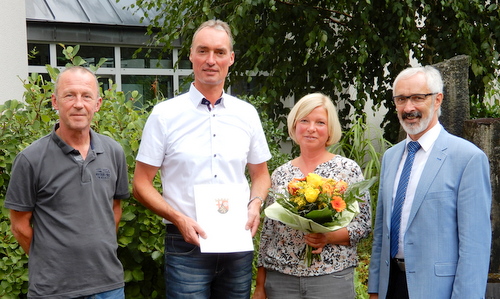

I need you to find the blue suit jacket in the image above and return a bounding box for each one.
[368,129,491,298]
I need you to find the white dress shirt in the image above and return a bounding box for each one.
[393,123,442,258]
[136,83,271,222]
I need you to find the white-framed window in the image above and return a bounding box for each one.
[27,42,193,102]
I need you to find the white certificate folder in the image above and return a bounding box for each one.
[194,184,254,253]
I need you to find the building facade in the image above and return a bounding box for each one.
[1,1,28,103]
[25,0,192,102]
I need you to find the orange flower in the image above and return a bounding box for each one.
[321,180,336,196]
[330,196,346,212]
[287,181,301,196]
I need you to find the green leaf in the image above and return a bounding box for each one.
[304,207,333,224]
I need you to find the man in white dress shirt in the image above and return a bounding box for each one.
[132,19,271,299]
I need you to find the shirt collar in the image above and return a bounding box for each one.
[51,123,103,155]
[188,83,227,110]
[405,122,442,153]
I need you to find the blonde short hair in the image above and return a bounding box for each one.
[287,92,342,147]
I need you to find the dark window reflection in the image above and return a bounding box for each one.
[122,75,173,103]
[28,43,50,66]
[121,47,173,69]
[57,45,115,67]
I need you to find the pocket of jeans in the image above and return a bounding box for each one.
[165,234,198,255]
[330,267,354,279]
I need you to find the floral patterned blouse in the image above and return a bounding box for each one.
[257,155,371,276]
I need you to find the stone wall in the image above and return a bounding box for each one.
[464,118,500,273]
[433,55,470,138]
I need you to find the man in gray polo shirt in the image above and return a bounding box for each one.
[5,66,129,298]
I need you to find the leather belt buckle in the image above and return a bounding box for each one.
[394,258,406,272]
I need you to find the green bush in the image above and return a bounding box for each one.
[0,71,58,298]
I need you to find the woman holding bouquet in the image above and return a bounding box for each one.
[253,93,371,299]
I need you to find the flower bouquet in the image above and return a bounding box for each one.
[264,173,376,266]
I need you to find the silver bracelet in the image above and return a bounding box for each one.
[248,196,264,208]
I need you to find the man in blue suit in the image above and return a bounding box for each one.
[368,65,491,298]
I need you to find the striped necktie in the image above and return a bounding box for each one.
[390,141,421,258]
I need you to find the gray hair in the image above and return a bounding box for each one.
[54,66,99,96]
[392,65,443,116]
[191,20,234,51]
[392,65,444,95]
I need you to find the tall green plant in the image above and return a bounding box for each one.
[331,117,391,208]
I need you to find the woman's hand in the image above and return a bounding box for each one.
[304,233,328,254]
[305,227,351,253]
[252,267,267,299]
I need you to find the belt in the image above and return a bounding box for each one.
[166,224,181,234]
[392,258,406,272]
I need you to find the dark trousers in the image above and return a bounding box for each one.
[386,259,409,299]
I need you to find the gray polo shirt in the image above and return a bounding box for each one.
[5,124,129,298]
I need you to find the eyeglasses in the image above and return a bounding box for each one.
[392,93,437,106]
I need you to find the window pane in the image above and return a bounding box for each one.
[122,75,173,103]
[98,75,115,95]
[57,45,115,67]
[230,77,262,96]
[121,47,173,69]
[178,75,192,94]
[28,43,50,66]
[178,54,192,69]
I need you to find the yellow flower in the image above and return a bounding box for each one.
[304,186,320,203]
[306,173,324,189]
[297,198,307,207]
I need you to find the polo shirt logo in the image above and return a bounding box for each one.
[95,168,111,180]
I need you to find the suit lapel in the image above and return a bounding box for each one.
[405,130,449,229]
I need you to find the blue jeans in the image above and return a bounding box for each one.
[74,287,124,299]
[165,226,253,299]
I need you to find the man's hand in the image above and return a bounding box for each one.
[246,199,261,237]
[173,216,207,247]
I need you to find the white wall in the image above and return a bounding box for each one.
[0,0,28,104]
